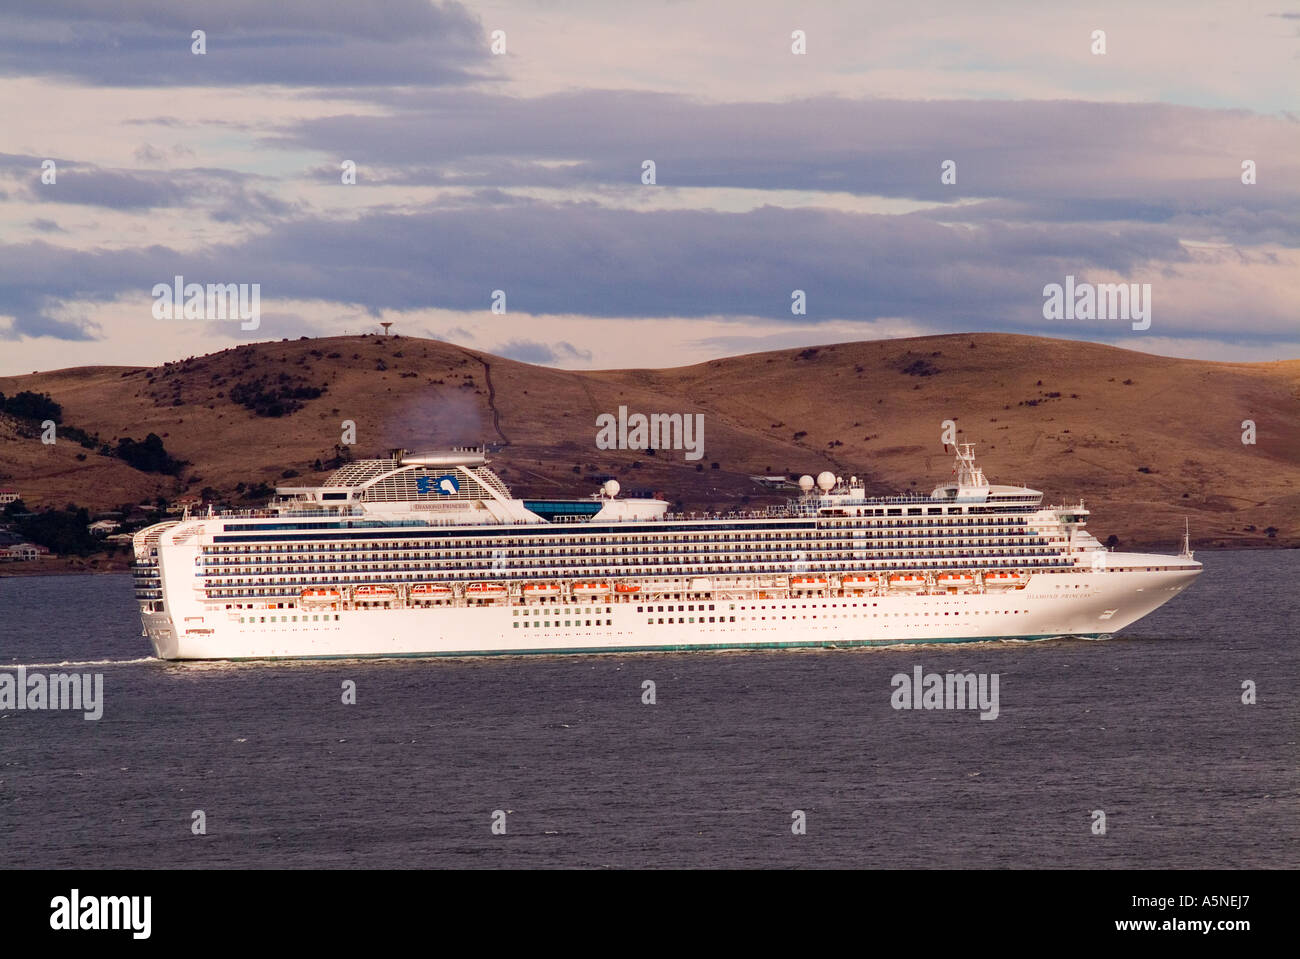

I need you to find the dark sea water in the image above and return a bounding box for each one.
[1,551,1295,869]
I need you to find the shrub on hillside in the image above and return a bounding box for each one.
[0,390,62,422]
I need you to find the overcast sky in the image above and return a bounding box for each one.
[1,0,1297,375]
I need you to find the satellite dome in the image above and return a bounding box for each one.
[798,475,815,492]
[816,471,836,492]
[603,479,621,498]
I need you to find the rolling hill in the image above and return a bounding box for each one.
[2,332,1298,554]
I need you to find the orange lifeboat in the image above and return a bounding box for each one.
[466,582,507,596]
[936,573,976,589]
[613,582,641,594]
[300,588,341,605]
[522,583,562,595]
[354,585,397,602]
[888,574,926,591]
[984,571,1028,589]
[410,584,453,598]
[790,576,829,589]
[840,575,879,589]
[572,582,611,595]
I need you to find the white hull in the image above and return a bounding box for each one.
[143,563,1200,660]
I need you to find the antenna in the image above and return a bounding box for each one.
[380,322,393,336]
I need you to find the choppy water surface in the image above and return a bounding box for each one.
[1,550,1295,868]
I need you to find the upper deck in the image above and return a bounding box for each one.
[185,443,1060,532]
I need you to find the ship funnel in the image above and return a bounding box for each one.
[400,448,487,468]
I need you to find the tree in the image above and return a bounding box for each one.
[15,506,97,556]
[113,433,185,475]
[0,390,62,422]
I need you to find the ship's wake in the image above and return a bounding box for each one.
[0,657,157,670]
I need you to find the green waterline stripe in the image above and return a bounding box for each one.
[170,632,1104,662]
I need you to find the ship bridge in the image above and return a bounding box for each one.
[927,444,1042,507]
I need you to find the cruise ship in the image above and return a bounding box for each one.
[132,445,1201,660]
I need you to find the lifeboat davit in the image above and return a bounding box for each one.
[572,582,611,595]
[613,582,641,594]
[410,584,453,598]
[300,588,341,605]
[466,582,507,595]
[888,574,926,591]
[936,573,976,589]
[353,585,397,602]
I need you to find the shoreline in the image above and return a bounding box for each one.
[0,556,133,577]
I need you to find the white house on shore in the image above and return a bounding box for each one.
[2,543,50,561]
[0,489,19,506]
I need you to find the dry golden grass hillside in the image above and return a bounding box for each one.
[2,332,1297,550]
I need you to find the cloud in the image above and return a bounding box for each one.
[273,92,1300,197]
[4,197,1296,351]
[1,3,1296,373]
[493,339,593,365]
[0,1,489,87]
[6,157,299,218]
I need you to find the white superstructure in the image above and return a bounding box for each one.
[132,445,1201,660]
